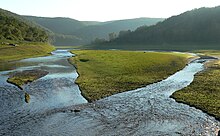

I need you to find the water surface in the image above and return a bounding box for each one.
[0,50,87,135]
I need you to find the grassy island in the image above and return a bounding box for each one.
[7,69,49,89]
[70,50,191,102]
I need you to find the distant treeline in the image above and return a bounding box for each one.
[24,16,163,46]
[95,6,220,50]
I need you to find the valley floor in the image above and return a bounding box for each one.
[1,49,220,135]
[70,50,192,101]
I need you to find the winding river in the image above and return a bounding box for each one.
[0,50,219,135]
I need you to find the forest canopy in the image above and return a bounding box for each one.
[0,8,48,42]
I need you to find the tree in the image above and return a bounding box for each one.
[108,32,117,41]
[118,30,131,37]
[92,38,106,44]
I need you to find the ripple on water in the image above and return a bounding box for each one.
[0,50,88,135]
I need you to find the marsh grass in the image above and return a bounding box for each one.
[70,50,190,101]
[0,40,55,62]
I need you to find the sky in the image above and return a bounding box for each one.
[1,0,220,21]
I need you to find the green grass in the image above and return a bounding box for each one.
[7,70,48,89]
[171,50,220,120]
[0,40,55,62]
[70,50,191,102]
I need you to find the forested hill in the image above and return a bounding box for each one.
[0,8,48,42]
[24,16,163,46]
[72,18,164,43]
[99,6,220,50]
[24,16,86,35]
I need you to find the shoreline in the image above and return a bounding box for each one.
[68,57,93,103]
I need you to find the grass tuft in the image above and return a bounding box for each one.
[25,93,30,103]
[79,59,89,62]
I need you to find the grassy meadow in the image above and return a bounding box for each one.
[0,41,55,62]
[70,50,192,101]
[171,50,220,120]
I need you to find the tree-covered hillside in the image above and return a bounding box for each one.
[25,16,86,35]
[24,16,163,46]
[72,18,164,43]
[0,8,48,42]
[98,6,220,51]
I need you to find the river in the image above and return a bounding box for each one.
[0,50,219,135]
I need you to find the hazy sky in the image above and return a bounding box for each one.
[1,0,220,21]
